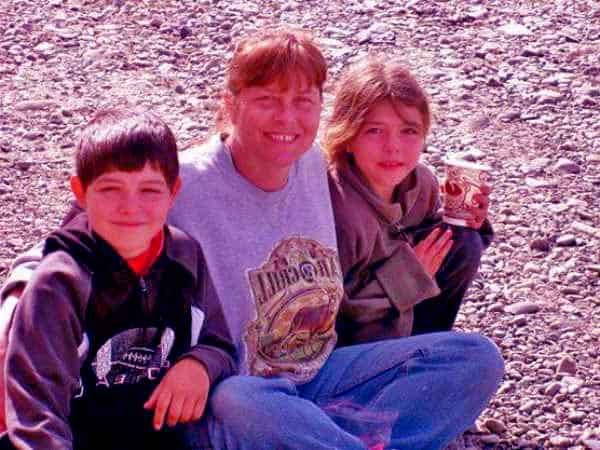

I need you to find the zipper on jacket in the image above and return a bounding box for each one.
[139,277,151,316]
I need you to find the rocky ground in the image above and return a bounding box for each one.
[1,0,599,448]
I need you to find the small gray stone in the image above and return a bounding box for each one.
[509,316,528,327]
[556,356,577,375]
[549,435,572,447]
[14,100,58,111]
[529,238,550,251]
[556,235,577,247]
[553,158,581,174]
[544,381,562,396]
[519,400,537,413]
[581,438,600,450]
[479,434,501,445]
[483,418,506,434]
[568,411,585,424]
[506,302,541,315]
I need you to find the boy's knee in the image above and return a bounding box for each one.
[209,376,295,419]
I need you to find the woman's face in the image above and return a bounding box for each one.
[347,100,425,203]
[226,73,322,186]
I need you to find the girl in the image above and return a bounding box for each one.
[324,57,493,346]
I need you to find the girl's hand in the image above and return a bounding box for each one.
[465,185,491,229]
[413,227,453,278]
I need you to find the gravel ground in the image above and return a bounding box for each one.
[1,1,599,449]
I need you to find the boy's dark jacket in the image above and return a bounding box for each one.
[5,213,236,450]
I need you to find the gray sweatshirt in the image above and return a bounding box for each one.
[0,135,343,385]
[168,136,343,383]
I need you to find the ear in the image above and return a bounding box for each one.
[223,91,237,126]
[169,176,182,202]
[70,176,86,208]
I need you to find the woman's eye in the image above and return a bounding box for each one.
[296,97,313,105]
[98,187,118,193]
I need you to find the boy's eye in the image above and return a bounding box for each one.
[141,188,163,194]
[98,186,119,193]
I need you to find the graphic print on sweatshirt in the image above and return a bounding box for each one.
[78,327,175,394]
[245,237,343,383]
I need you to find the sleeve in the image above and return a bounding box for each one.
[340,241,441,323]
[0,241,44,304]
[4,253,88,450]
[0,202,84,304]
[179,248,237,386]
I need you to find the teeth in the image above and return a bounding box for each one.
[269,134,296,142]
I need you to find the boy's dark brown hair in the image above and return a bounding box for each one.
[323,56,431,164]
[76,109,179,189]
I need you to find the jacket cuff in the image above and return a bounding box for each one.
[374,242,441,312]
[180,345,235,387]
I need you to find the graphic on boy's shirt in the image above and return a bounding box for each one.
[80,327,175,393]
[245,237,343,383]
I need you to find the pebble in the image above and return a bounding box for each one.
[478,434,501,445]
[556,355,577,375]
[549,435,572,447]
[483,418,507,434]
[529,238,551,252]
[568,411,586,424]
[544,381,562,396]
[553,158,581,174]
[14,100,58,111]
[506,302,541,315]
[581,438,600,450]
[499,22,532,36]
[556,235,577,247]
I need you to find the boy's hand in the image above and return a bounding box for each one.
[465,184,491,229]
[413,227,453,278]
[144,357,210,430]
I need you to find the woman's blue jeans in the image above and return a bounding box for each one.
[203,331,504,450]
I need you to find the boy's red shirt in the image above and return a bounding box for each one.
[126,230,165,276]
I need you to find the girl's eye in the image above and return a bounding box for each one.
[403,128,418,135]
[365,127,383,135]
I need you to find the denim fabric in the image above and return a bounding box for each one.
[412,227,485,334]
[205,332,503,450]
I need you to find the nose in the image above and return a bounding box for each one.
[273,99,296,125]
[383,135,401,154]
[116,191,137,214]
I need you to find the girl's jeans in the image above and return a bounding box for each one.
[203,331,504,450]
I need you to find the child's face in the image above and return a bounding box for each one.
[71,163,181,259]
[347,100,425,203]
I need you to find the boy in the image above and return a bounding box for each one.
[2,109,236,450]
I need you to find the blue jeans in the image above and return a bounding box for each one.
[204,332,503,450]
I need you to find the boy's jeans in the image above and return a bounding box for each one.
[203,332,503,450]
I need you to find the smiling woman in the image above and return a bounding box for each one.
[216,30,326,191]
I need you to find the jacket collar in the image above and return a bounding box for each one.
[335,155,421,230]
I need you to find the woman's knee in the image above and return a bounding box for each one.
[455,333,504,388]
